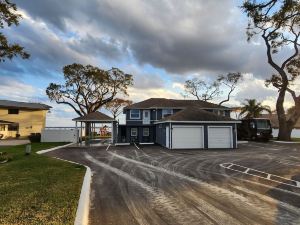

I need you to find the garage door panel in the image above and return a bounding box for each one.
[208,127,232,148]
[172,126,203,149]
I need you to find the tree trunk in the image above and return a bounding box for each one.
[277,124,292,141]
[276,89,290,141]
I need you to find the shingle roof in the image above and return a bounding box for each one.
[73,111,115,122]
[158,106,238,122]
[0,100,51,110]
[0,120,14,124]
[125,98,228,110]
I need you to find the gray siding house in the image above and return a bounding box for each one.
[117,98,240,149]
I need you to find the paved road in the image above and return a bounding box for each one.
[46,142,300,225]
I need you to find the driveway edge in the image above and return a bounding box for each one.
[74,165,91,225]
[272,140,300,144]
[51,157,92,225]
[37,144,92,225]
[36,142,75,154]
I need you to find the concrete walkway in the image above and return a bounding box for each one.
[0,139,30,146]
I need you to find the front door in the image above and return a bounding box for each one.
[143,110,150,124]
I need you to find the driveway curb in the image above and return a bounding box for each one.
[37,144,92,225]
[36,142,75,154]
[52,157,92,225]
[74,165,91,225]
[272,140,300,144]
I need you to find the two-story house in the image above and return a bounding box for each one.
[118,98,240,149]
[0,100,51,139]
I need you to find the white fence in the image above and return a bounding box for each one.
[272,128,300,138]
[41,127,79,143]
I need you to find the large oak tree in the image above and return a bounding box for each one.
[46,63,133,116]
[184,72,242,106]
[0,0,29,61]
[104,98,133,120]
[242,0,300,140]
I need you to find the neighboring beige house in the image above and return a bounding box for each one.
[0,100,51,139]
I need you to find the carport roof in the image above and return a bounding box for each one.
[0,120,14,124]
[156,106,239,123]
[72,111,115,122]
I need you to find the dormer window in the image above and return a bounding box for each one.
[130,109,140,119]
[162,109,173,118]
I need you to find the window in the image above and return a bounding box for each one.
[130,109,140,119]
[8,124,18,131]
[256,120,270,129]
[8,109,19,114]
[143,128,149,136]
[131,128,138,136]
[0,125,5,131]
[162,109,173,118]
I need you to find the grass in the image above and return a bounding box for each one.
[0,143,86,225]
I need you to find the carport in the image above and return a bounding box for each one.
[73,111,117,143]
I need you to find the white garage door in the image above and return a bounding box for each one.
[172,126,203,149]
[208,127,232,148]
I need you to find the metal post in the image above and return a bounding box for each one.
[75,121,78,143]
[80,122,83,142]
[111,121,114,144]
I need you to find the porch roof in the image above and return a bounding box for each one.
[72,111,115,122]
[0,120,14,125]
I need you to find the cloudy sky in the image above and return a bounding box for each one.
[0,0,294,126]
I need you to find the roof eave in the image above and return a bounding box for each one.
[154,120,241,124]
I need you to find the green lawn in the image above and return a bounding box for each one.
[0,143,86,225]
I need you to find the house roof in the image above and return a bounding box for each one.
[124,98,228,110]
[0,100,51,110]
[259,114,300,129]
[73,111,115,122]
[0,120,14,125]
[157,106,238,123]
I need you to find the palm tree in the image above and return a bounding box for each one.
[239,99,271,119]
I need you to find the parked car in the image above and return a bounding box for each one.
[238,118,272,141]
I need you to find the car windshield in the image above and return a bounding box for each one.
[256,120,270,129]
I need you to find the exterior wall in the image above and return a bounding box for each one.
[125,108,183,125]
[125,108,231,126]
[0,108,48,138]
[156,122,237,149]
[155,123,168,147]
[118,125,155,143]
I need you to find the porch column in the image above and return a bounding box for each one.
[75,121,78,143]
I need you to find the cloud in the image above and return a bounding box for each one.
[13,0,278,78]
[0,76,38,101]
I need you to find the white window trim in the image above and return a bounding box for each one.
[130,109,140,119]
[131,128,138,137]
[143,128,149,136]
[162,109,173,118]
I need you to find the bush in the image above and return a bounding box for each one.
[0,152,12,163]
[28,133,41,143]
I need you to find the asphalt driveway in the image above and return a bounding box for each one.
[46,142,300,225]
